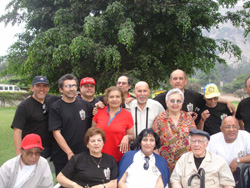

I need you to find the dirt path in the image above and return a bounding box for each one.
[220,93,241,102]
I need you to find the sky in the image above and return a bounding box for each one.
[0,1,24,56]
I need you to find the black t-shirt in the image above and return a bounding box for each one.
[49,98,93,163]
[77,95,100,108]
[236,97,250,133]
[197,102,232,135]
[154,89,205,112]
[61,151,118,187]
[11,94,60,148]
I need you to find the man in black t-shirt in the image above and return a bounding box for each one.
[197,83,232,135]
[78,77,100,108]
[236,76,250,133]
[48,74,93,175]
[11,76,59,158]
[154,69,235,124]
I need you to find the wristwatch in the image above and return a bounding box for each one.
[236,158,240,163]
[103,184,106,188]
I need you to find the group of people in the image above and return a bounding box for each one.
[0,69,250,188]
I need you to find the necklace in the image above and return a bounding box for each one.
[90,154,102,168]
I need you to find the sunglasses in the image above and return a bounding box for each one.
[64,84,77,89]
[116,81,127,85]
[207,97,219,101]
[143,156,150,170]
[42,104,47,115]
[169,99,182,104]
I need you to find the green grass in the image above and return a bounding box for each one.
[0,107,16,166]
[232,101,239,111]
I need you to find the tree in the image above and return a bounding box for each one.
[0,0,246,92]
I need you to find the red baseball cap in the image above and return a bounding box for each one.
[80,77,96,86]
[21,133,44,150]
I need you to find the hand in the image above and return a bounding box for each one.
[229,158,238,172]
[187,112,198,121]
[67,152,74,160]
[227,101,235,116]
[95,101,105,109]
[92,107,98,116]
[125,97,134,104]
[119,135,129,153]
[201,110,210,122]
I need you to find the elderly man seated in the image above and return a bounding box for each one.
[207,116,250,188]
[171,129,235,188]
[0,133,53,188]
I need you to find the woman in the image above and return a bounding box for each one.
[56,127,118,188]
[92,86,134,163]
[152,88,196,173]
[118,128,169,188]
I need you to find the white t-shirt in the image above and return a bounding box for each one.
[128,99,165,136]
[125,150,161,188]
[14,162,36,188]
[207,130,250,165]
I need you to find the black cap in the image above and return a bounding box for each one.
[189,129,210,140]
[32,76,49,86]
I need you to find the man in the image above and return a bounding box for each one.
[171,129,235,188]
[48,74,93,175]
[79,77,100,107]
[197,83,232,135]
[11,76,59,157]
[97,75,135,107]
[154,69,235,120]
[207,116,250,188]
[0,133,53,188]
[128,81,165,137]
[236,76,250,132]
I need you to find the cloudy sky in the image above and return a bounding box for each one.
[0,1,24,56]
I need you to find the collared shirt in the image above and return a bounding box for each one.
[128,99,165,137]
[171,151,235,187]
[126,150,161,188]
[152,110,196,172]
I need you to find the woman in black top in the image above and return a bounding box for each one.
[57,127,118,188]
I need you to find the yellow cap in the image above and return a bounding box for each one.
[204,83,220,99]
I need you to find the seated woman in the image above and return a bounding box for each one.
[57,127,118,188]
[118,128,169,188]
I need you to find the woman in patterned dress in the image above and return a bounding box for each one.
[152,88,196,173]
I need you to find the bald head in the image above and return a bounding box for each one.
[169,69,187,92]
[134,81,150,105]
[220,116,239,143]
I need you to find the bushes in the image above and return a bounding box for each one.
[0,92,31,107]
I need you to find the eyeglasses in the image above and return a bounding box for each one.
[143,156,150,170]
[42,103,47,115]
[169,99,182,104]
[224,125,238,130]
[64,84,77,89]
[190,139,205,144]
[207,97,219,101]
[24,150,42,157]
[116,81,127,85]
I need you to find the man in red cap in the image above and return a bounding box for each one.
[0,133,53,187]
[79,77,101,108]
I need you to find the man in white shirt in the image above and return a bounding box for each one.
[0,133,53,188]
[128,81,165,137]
[207,116,250,188]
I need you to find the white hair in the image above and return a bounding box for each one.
[165,88,184,102]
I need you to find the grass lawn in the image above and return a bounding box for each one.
[0,107,16,166]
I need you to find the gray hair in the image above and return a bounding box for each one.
[165,88,184,102]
